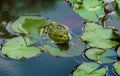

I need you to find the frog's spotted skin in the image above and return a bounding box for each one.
[43,23,70,44]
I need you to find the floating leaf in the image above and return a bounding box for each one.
[69,0,105,22]
[72,62,106,76]
[117,47,120,57]
[2,37,42,60]
[69,0,82,3]
[11,16,50,34]
[11,16,51,41]
[113,61,120,75]
[85,48,117,63]
[22,18,50,32]
[43,35,85,57]
[81,22,119,49]
[116,0,120,11]
[88,39,119,49]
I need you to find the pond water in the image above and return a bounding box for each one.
[0,0,118,76]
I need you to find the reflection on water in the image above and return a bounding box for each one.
[0,0,56,27]
[0,0,85,76]
[0,52,79,76]
[0,56,23,76]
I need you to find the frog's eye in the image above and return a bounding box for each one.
[59,34,62,37]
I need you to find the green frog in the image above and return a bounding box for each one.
[42,22,70,44]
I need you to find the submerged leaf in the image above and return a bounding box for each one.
[72,62,106,76]
[85,48,117,63]
[2,37,42,59]
[113,61,120,75]
[106,13,120,29]
[81,22,119,49]
[69,0,105,22]
[43,35,85,57]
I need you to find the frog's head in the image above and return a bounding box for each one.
[43,22,70,44]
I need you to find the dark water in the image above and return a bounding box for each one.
[0,0,118,76]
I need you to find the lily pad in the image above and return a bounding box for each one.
[72,62,106,76]
[116,0,120,11]
[85,48,117,63]
[2,37,42,60]
[81,22,119,49]
[22,18,50,32]
[11,16,51,41]
[43,35,85,57]
[113,61,120,75]
[69,0,105,22]
[117,47,120,57]
[11,16,50,34]
[69,0,82,3]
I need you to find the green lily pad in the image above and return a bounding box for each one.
[83,0,103,9]
[116,0,120,11]
[2,37,42,60]
[117,47,120,57]
[69,0,82,3]
[11,16,51,40]
[81,22,119,49]
[11,16,50,34]
[113,61,120,75]
[22,18,50,32]
[69,0,105,22]
[43,35,85,57]
[85,48,117,63]
[72,62,106,76]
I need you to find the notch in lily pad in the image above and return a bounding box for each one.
[85,48,117,63]
[71,62,106,76]
[2,37,42,60]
